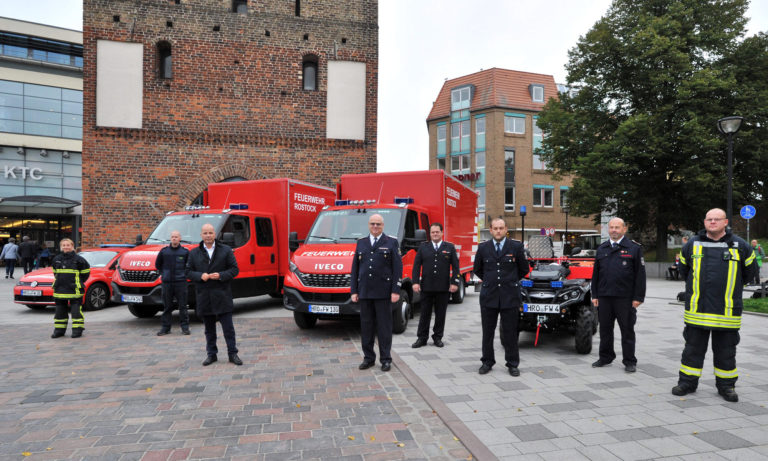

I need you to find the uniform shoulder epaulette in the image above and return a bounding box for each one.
[632,239,642,246]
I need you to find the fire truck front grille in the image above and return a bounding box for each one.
[298,273,350,288]
[120,270,159,283]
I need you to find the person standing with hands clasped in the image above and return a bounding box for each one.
[411,223,460,348]
[51,238,90,338]
[351,213,403,372]
[591,218,646,373]
[473,218,528,376]
[672,208,757,402]
[156,230,191,336]
[186,224,241,366]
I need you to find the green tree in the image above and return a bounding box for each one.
[536,0,767,256]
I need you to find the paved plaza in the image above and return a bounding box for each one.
[1,278,767,460]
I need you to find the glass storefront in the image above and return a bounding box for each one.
[0,215,76,253]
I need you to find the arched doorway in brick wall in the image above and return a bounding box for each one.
[177,165,267,208]
[189,176,247,206]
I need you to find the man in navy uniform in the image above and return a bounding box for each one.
[351,213,403,372]
[473,218,528,376]
[591,217,646,373]
[412,222,460,348]
[156,230,191,336]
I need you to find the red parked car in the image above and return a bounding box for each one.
[14,246,133,311]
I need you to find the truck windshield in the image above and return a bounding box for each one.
[306,208,404,244]
[145,214,227,244]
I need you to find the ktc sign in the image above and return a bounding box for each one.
[453,172,481,181]
[3,165,43,180]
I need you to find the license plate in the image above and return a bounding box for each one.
[122,295,143,303]
[523,303,560,314]
[22,289,42,297]
[309,304,339,314]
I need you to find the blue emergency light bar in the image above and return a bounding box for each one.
[394,197,414,204]
[521,280,534,287]
[335,199,350,206]
[228,203,248,210]
[550,281,563,288]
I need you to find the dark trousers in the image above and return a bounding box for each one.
[360,298,393,364]
[160,281,189,331]
[22,257,35,274]
[4,259,15,277]
[54,299,83,331]
[678,325,739,390]
[480,306,519,368]
[202,312,238,357]
[598,297,636,366]
[416,291,450,341]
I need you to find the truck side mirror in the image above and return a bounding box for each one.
[135,234,143,246]
[414,229,427,242]
[570,246,582,256]
[289,231,299,252]
[221,232,235,246]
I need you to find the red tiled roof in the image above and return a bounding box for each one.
[426,67,558,121]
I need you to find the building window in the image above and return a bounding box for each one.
[533,185,554,207]
[232,0,247,13]
[475,116,485,151]
[302,56,318,90]
[451,86,471,111]
[530,84,544,102]
[437,124,446,156]
[0,32,84,68]
[504,115,525,134]
[532,117,546,170]
[560,187,569,207]
[437,157,446,171]
[504,149,515,211]
[450,120,470,152]
[475,151,485,186]
[451,153,470,177]
[157,41,172,79]
[0,79,82,139]
[476,187,486,212]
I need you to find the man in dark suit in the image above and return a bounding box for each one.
[186,223,241,366]
[411,222,460,348]
[473,218,528,376]
[350,213,403,372]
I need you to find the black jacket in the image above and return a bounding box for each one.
[186,241,239,315]
[350,234,403,299]
[473,238,528,309]
[591,238,646,301]
[155,244,189,283]
[19,241,38,259]
[412,241,460,292]
[52,251,90,299]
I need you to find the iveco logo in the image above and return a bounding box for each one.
[129,261,151,267]
[314,263,344,270]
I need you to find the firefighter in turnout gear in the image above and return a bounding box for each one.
[51,238,90,338]
[673,208,758,402]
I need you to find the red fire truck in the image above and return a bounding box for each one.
[112,178,335,318]
[283,170,478,333]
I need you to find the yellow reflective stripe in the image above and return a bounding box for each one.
[745,251,756,266]
[714,367,738,379]
[679,253,686,265]
[52,269,79,274]
[690,244,703,313]
[79,268,90,274]
[54,319,68,325]
[53,293,82,299]
[684,312,741,329]
[680,364,702,377]
[724,249,739,316]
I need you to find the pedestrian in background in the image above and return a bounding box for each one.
[19,236,38,274]
[591,217,646,373]
[39,243,51,268]
[156,230,191,336]
[750,239,764,285]
[51,238,90,338]
[0,237,19,279]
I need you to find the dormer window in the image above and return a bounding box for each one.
[450,86,472,112]
[530,84,544,102]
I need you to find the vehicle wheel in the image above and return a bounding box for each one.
[294,311,318,329]
[575,305,594,354]
[127,303,159,318]
[450,277,465,304]
[84,283,109,311]
[392,289,411,334]
[25,304,46,310]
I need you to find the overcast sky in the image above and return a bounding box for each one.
[4,1,767,172]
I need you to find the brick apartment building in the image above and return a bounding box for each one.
[426,68,596,244]
[82,0,378,246]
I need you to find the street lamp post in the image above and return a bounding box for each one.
[562,205,570,254]
[520,205,527,242]
[717,116,744,224]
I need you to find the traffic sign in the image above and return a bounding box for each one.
[740,205,756,220]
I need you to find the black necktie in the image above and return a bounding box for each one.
[373,237,378,246]
[434,243,439,251]
[496,242,502,256]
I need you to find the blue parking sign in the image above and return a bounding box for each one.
[740,205,756,220]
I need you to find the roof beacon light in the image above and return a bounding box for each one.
[335,199,350,206]
[229,203,248,210]
[394,197,414,205]
[550,281,563,288]
[521,280,534,287]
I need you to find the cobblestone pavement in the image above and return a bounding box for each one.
[393,280,768,460]
[0,316,471,460]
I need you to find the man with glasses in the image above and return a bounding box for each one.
[673,208,757,402]
[350,214,403,372]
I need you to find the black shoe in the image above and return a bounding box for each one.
[671,384,696,396]
[229,354,243,366]
[71,330,82,338]
[51,330,65,338]
[592,360,610,368]
[358,361,375,370]
[625,364,636,373]
[508,367,520,377]
[381,362,391,372]
[202,355,217,366]
[433,339,444,348]
[478,364,492,375]
[182,330,191,335]
[718,387,738,402]
[411,339,427,348]
[156,330,170,336]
